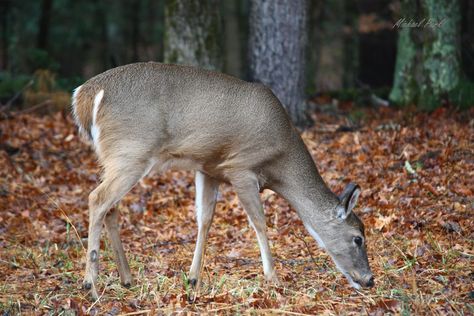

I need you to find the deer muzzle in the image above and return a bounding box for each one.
[350,271,375,288]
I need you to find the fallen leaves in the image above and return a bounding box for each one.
[0,107,473,314]
[373,213,397,231]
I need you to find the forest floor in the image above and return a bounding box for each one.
[0,105,473,315]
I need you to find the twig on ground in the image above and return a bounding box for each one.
[0,80,34,113]
[15,99,52,115]
[0,258,21,269]
[292,230,318,267]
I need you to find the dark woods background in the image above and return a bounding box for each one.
[1,0,473,126]
[0,2,473,313]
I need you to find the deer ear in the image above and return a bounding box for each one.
[337,183,361,219]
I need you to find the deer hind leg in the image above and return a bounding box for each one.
[83,156,153,299]
[232,174,278,284]
[104,207,132,288]
[188,171,219,287]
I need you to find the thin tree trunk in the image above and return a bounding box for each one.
[0,0,10,70]
[37,0,52,50]
[164,0,222,70]
[342,0,359,89]
[307,0,324,94]
[96,1,109,72]
[314,0,344,92]
[390,0,461,110]
[249,0,309,128]
[223,0,242,77]
[155,0,165,62]
[131,0,140,61]
[461,0,474,80]
[311,0,359,92]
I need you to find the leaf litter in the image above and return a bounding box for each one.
[0,106,473,315]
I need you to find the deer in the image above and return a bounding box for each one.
[72,62,374,300]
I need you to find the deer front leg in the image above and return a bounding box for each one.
[232,175,279,284]
[189,171,219,287]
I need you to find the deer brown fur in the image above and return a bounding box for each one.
[72,62,373,300]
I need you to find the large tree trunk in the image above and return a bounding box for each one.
[249,0,309,128]
[164,0,222,70]
[390,0,461,110]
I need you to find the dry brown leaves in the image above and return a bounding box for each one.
[0,106,473,315]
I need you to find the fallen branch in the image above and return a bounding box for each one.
[370,93,390,107]
[0,79,34,113]
[15,99,52,115]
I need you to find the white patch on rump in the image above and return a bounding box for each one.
[91,90,104,153]
[71,85,84,135]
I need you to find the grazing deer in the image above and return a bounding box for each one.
[72,62,374,299]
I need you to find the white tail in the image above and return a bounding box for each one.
[73,62,373,299]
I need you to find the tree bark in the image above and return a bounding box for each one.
[164,0,222,70]
[310,0,359,93]
[461,0,474,80]
[96,1,109,72]
[314,0,344,92]
[0,0,10,70]
[342,0,359,89]
[223,0,243,77]
[307,0,324,94]
[390,0,461,110]
[249,0,309,128]
[131,0,140,61]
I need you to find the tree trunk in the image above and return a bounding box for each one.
[155,0,165,63]
[307,0,324,94]
[461,0,474,80]
[164,0,222,70]
[37,0,52,50]
[314,0,344,92]
[310,0,359,93]
[223,0,243,77]
[0,0,10,70]
[390,0,461,110]
[131,0,140,61]
[249,0,309,128]
[96,1,109,72]
[342,0,359,89]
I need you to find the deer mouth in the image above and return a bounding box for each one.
[331,259,374,289]
[344,273,362,290]
[346,272,374,289]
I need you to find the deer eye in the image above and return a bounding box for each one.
[353,236,363,247]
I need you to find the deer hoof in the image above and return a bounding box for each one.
[122,281,132,288]
[83,282,92,290]
[188,278,197,287]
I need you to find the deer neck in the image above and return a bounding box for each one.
[267,137,339,227]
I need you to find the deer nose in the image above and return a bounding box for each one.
[366,276,374,288]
